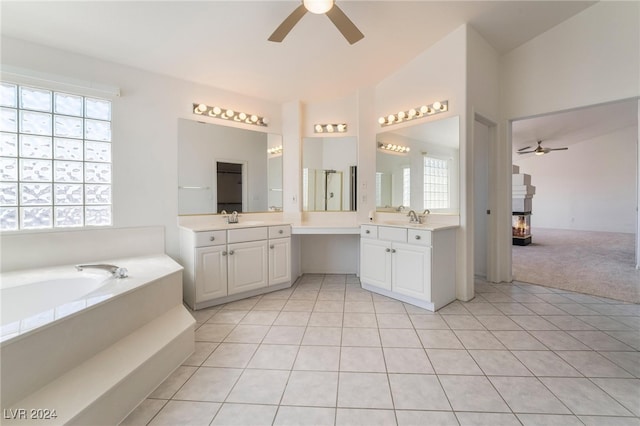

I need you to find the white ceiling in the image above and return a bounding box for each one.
[512,99,639,156]
[1,0,595,103]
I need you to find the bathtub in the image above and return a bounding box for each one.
[0,254,195,425]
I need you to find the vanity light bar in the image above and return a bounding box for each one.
[314,123,347,133]
[378,100,448,127]
[267,145,283,155]
[193,103,269,127]
[378,142,410,154]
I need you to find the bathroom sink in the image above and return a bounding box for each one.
[382,220,428,228]
[228,221,265,226]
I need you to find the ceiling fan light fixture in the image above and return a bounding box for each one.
[303,0,334,14]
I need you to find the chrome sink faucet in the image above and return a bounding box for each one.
[407,210,420,223]
[227,210,239,224]
[75,264,128,278]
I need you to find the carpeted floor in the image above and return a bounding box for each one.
[512,228,640,303]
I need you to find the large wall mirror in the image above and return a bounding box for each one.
[376,116,459,214]
[302,136,357,212]
[178,118,283,214]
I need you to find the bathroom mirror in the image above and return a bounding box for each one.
[178,118,283,214]
[302,136,357,211]
[376,116,459,213]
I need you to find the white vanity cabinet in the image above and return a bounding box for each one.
[360,224,456,311]
[268,225,292,286]
[180,224,292,310]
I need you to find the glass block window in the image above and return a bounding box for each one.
[402,166,411,208]
[423,156,449,210]
[0,82,112,231]
[375,172,382,207]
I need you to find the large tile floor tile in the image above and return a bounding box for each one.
[516,413,584,426]
[455,412,521,426]
[273,406,336,426]
[388,373,450,410]
[541,377,634,416]
[426,349,484,375]
[511,350,582,377]
[148,400,220,426]
[489,376,570,414]
[247,344,299,370]
[383,347,434,374]
[379,328,421,348]
[556,351,633,378]
[202,343,258,368]
[591,378,640,417]
[293,345,340,371]
[341,327,381,347]
[335,408,396,426]
[225,369,290,404]
[120,399,166,425]
[439,375,511,412]
[395,410,458,426]
[173,367,242,402]
[210,403,277,426]
[468,350,532,376]
[302,326,342,346]
[281,371,339,407]
[149,366,197,399]
[340,346,386,372]
[262,325,306,345]
[337,372,393,409]
[416,329,463,349]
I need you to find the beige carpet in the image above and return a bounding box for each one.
[512,227,640,303]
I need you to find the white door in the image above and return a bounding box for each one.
[195,246,228,301]
[392,242,431,300]
[360,239,392,290]
[228,240,268,295]
[269,237,291,285]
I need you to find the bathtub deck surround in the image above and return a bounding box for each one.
[0,227,194,425]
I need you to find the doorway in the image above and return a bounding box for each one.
[215,160,246,213]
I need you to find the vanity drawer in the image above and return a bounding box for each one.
[361,225,378,239]
[378,226,407,243]
[408,229,432,246]
[269,225,291,239]
[195,230,227,247]
[228,226,268,243]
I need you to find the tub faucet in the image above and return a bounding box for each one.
[407,210,420,223]
[75,264,128,278]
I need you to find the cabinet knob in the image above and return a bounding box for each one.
[415,235,421,240]
[365,230,370,234]
[229,250,235,255]
[270,245,275,249]
[278,229,284,234]
[385,248,391,252]
[391,249,396,253]
[222,251,227,256]
[209,236,215,241]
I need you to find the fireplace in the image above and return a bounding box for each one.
[512,212,531,246]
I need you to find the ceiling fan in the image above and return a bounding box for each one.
[268,0,364,45]
[517,140,568,156]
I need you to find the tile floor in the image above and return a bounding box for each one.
[121,275,640,426]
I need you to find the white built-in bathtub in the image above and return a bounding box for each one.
[0,254,195,425]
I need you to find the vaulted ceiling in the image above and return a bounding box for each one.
[1,1,595,103]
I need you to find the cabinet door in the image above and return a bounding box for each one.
[269,237,291,286]
[195,246,228,301]
[392,242,431,300]
[228,240,269,295]
[360,238,392,291]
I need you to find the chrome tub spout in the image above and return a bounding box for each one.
[75,264,128,278]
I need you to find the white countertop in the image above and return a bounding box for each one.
[177,213,459,234]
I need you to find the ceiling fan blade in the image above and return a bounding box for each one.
[268,4,307,42]
[517,150,536,154]
[517,146,532,152]
[326,4,364,45]
[548,147,569,151]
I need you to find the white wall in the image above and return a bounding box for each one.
[501,2,640,119]
[1,36,282,259]
[499,1,640,279]
[513,126,637,233]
